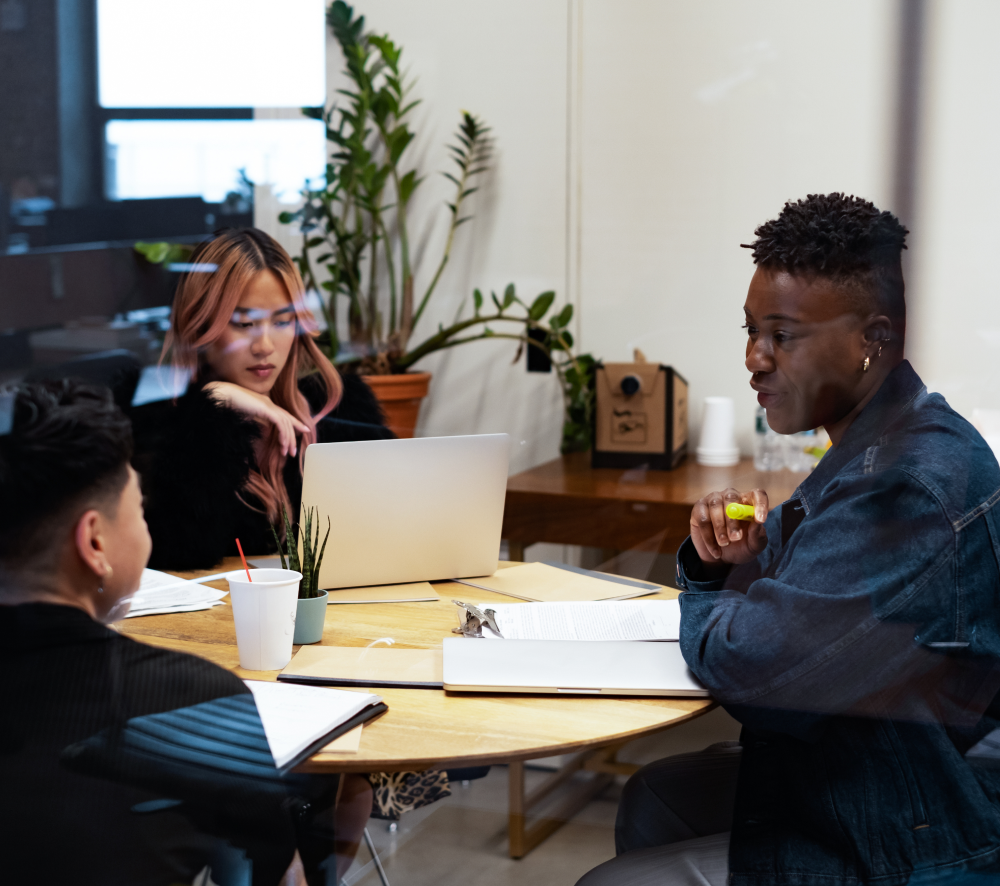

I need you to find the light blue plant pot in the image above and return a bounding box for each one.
[293,590,328,645]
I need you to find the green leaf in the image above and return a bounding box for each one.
[270,522,288,571]
[554,303,573,328]
[133,241,171,264]
[398,169,420,205]
[491,291,502,312]
[502,283,516,308]
[281,506,301,574]
[314,516,331,596]
[528,290,556,321]
[305,506,315,590]
[473,288,483,314]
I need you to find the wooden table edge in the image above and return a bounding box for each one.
[296,699,717,773]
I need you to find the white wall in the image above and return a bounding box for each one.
[576,0,897,454]
[260,0,900,469]
[908,0,1000,422]
[364,1,570,475]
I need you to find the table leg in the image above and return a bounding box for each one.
[507,745,637,858]
[509,760,528,858]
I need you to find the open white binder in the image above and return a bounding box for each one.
[441,638,709,697]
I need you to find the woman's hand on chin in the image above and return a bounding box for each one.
[204,381,310,457]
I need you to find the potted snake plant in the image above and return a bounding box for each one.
[271,505,331,644]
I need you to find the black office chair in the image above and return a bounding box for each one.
[25,349,142,411]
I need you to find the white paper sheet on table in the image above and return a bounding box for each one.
[126,601,228,617]
[476,599,681,642]
[124,568,228,618]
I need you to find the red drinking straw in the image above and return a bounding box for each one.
[235,538,252,582]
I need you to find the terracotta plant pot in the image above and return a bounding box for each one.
[362,372,432,438]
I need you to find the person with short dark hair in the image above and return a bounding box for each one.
[577,194,1000,885]
[0,381,337,885]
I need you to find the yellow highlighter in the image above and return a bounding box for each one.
[725,503,756,521]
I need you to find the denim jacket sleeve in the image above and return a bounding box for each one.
[676,463,985,728]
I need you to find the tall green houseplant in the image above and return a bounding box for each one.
[280,2,596,451]
[283,1,491,373]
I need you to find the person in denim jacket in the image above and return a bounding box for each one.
[578,194,1000,886]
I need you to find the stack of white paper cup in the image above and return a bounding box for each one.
[696,397,740,466]
[226,568,302,670]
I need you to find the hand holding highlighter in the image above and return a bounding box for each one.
[690,486,769,570]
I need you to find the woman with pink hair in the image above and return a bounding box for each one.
[131,227,391,571]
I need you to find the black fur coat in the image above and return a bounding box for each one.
[131,374,392,570]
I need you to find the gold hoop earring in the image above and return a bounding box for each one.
[863,357,870,372]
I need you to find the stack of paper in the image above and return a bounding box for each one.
[124,568,228,618]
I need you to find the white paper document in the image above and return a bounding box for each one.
[245,680,382,770]
[124,568,228,617]
[477,599,681,642]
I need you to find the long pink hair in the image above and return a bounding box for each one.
[164,228,342,522]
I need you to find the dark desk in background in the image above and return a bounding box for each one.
[502,452,805,561]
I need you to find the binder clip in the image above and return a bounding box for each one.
[452,600,503,638]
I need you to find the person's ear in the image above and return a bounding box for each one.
[863,315,893,353]
[73,509,112,582]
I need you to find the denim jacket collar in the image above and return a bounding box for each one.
[795,360,926,515]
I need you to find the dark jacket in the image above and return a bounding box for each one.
[131,373,392,570]
[677,361,1000,885]
[0,603,337,885]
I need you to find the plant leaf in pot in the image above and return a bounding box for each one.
[271,505,331,644]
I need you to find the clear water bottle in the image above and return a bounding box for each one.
[784,428,817,472]
[753,406,783,471]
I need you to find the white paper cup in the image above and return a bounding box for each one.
[697,396,740,467]
[226,568,302,670]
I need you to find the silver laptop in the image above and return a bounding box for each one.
[441,638,710,697]
[301,434,510,589]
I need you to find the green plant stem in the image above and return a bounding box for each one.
[394,310,509,369]
[378,129,413,340]
[367,204,381,346]
[411,161,473,334]
[376,216,398,333]
[403,327,582,426]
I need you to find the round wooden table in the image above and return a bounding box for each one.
[118,557,714,856]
